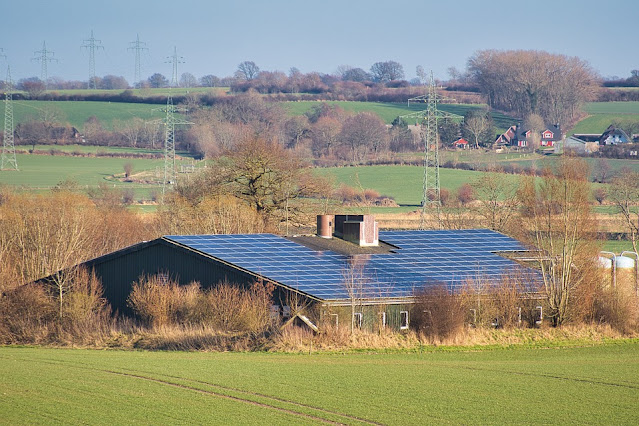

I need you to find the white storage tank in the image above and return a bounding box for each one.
[616,255,636,269]
[597,256,613,269]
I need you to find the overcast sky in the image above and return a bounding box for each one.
[1,0,636,84]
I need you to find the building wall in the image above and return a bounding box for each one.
[86,240,264,315]
[320,303,412,332]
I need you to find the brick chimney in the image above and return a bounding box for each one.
[333,214,379,247]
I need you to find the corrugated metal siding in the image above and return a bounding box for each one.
[87,240,260,314]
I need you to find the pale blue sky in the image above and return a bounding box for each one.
[1,0,636,83]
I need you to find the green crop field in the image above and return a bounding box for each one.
[1,100,165,130]
[283,101,517,131]
[1,343,638,424]
[570,102,639,135]
[0,153,162,189]
[318,165,518,206]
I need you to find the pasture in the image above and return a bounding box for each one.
[283,101,517,131]
[3,100,165,130]
[1,342,637,424]
[570,102,639,135]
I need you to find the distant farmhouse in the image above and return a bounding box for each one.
[566,125,639,156]
[45,215,541,332]
[495,124,562,149]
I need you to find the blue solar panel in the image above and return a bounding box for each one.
[165,230,538,301]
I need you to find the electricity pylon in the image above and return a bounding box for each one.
[81,30,104,89]
[401,71,462,230]
[128,34,148,88]
[2,66,18,171]
[160,91,192,197]
[166,46,184,87]
[32,42,57,88]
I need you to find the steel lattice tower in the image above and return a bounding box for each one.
[161,91,192,197]
[421,72,441,229]
[166,46,184,87]
[2,66,18,171]
[32,42,57,88]
[81,31,104,89]
[402,71,463,229]
[128,34,148,88]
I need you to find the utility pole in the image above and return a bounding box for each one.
[81,30,104,89]
[166,46,184,87]
[2,66,18,171]
[402,71,462,230]
[32,41,57,89]
[128,34,148,88]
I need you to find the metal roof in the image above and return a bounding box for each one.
[165,229,539,301]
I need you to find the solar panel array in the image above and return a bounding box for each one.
[166,230,538,301]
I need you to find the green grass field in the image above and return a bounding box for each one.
[570,102,639,135]
[1,343,637,424]
[283,101,517,131]
[3,100,165,130]
[0,153,163,189]
[318,165,519,206]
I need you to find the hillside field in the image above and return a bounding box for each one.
[1,343,637,424]
[2,100,165,130]
[570,102,639,135]
[283,100,517,131]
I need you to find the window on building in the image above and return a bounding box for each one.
[400,311,409,330]
[330,313,338,328]
[353,312,362,329]
[380,312,386,329]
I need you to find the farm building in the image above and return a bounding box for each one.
[495,124,562,148]
[63,215,540,332]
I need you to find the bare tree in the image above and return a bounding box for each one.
[470,172,520,233]
[517,157,597,326]
[462,110,492,149]
[610,169,639,253]
[467,50,598,127]
[370,60,404,82]
[235,61,260,81]
[338,112,388,161]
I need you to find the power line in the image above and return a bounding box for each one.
[32,41,58,88]
[128,34,148,88]
[401,71,462,229]
[2,66,18,171]
[165,46,184,87]
[81,30,104,89]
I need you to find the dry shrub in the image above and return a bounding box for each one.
[56,268,113,344]
[412,285,466,341]
[0,284,56,344]
[128,276,273,333]
[590,271,639,334]
[205,282,273,333]
[269,324,421,352]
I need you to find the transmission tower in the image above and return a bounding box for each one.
[128,34,148,88]
[2,66,18,171]
[81,30,104,89]
[160,91,192,197]
[401,71,462,229]
[166,46,184,87]
[32,41,57,88]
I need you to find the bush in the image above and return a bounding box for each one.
[411,285,466,341]
[0,284,56,344]
[128,276,274,333]
[457,183,475,205]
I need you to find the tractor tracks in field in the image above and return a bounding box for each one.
[1,354,381,425]
[455,364,639,390]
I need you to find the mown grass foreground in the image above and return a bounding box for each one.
[1,342,638,424]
